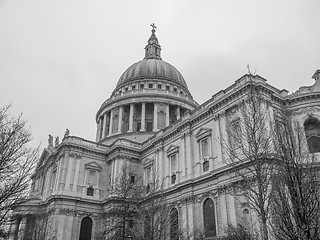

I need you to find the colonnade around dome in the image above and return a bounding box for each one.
[96,101,187,141]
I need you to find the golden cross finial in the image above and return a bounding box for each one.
[150,23,156,30]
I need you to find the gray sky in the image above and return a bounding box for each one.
[1,0,320,148]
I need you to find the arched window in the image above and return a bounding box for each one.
[304,117,320,153]
[79,217,93,240]
[203,198,216,237]
[170,208,179,240]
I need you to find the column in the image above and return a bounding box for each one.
[141,103,146,131]
[101,113,107,139]
[109,110,114,136]
[176,106,181,120]
[118,106,123,134]
[153,103,158,132]
[128,104,134,132]
[17,217,26,240]
[166,104,170,126]
[96,119,101,142]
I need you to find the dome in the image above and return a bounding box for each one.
[116,58,188,89]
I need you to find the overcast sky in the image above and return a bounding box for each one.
[1,0,319,148]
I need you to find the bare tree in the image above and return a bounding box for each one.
[222,82,276,240]
[135,167,171,240]
[0,105,38,236]
[270,116,320,240]
[102,164,142,240]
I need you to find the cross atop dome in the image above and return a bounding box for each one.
[144,23,162,60]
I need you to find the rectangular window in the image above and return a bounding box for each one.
[166,85,170,91]
[132,85,136,90]
[170,154,177,173]
[230,119,241,146]
[201,139,209,158]
[146,119,153,132]
[137,121,141,132]
[145,166,151,183]
[149,83,153,88]
[174,88,177,92]
[130,175,135,184]
[158,84,162,89]
[140,84,144,89]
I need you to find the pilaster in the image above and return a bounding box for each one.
[118,106,123,134]
[109,109,114,136]
[166,104,170,126]
[141,103,146,131]
[101,113,107,139]
[153,103,158,132]
[128,104,134,132]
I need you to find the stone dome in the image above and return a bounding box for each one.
[116,58,188,89]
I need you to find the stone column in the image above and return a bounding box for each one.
[101,113,107,139]
[141,103,146,131]
[153,103,158,131]
[96,119,101,142]
[166,104,170,126]
[109,110,114,136]
[128,104,134,132]
[118,106,123,134]
[17,217,26,240]
[176,106,181,120]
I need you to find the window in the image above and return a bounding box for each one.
[166,85,170,91]
[201,139,210,172]
[137,120,141,132]
[230,119,241,146]
[140,84,144,89]
[87,170,97,186]
[79,217,93,240]
[130,175,135,184]
[145,166,152,184]
[170,154,177,184]
[170,208,179,240]
[125,87,128,92]
[196,128,212,172]
[203,198,216,237]
[173,88,177,92]
[304,117,320,153]
[149,83,153,88]
[87,186,94,196]
[146,119,153,132]
[132,85,136,90]
[158,84,162,89]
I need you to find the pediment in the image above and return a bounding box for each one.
[85,161,102,171]
[195,128,212,140]
[166,145,179,156]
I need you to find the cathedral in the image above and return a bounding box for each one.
[10,26,320,240]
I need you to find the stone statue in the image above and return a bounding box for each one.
[64,128,70,138]
[48,134,53,148]
[55,136,59,147]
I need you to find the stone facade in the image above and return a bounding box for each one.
[11,28,320,240]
